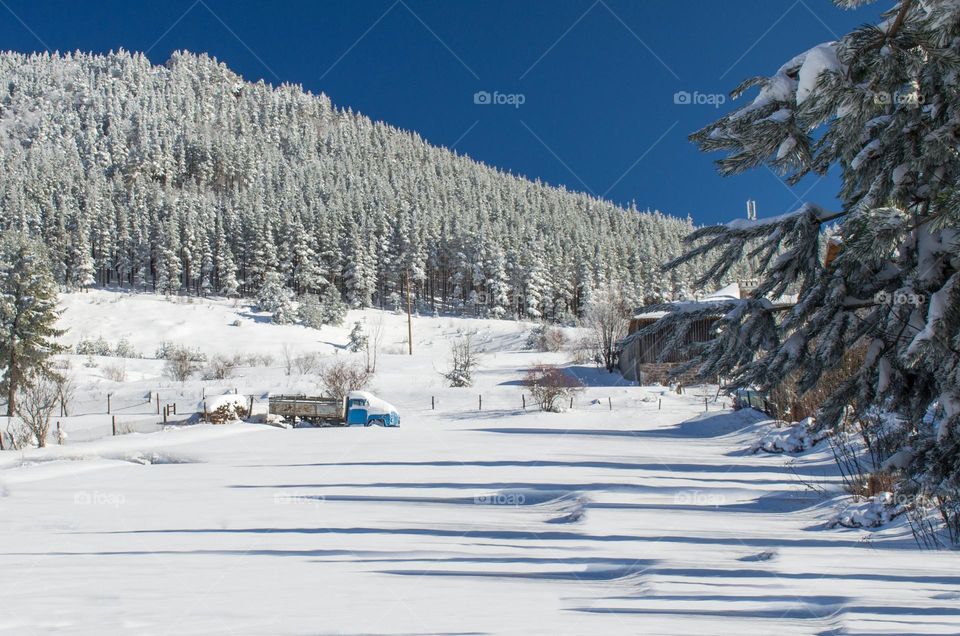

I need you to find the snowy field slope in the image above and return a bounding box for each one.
[1,291,959,634]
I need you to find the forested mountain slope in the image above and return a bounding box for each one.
[0,50,750,319]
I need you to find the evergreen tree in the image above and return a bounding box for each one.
[0,234,66,416]
[256,271,294,324]
[644,0,960,540]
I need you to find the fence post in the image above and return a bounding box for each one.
[479,395,482,411]
[156,393,160,415]
[658,398,662,410]
[522,394,526,410]
[704,397,709,412]
[202,403,207,423]
[163,406,168,424]
[569,396,573,410]
[112,415,116,436]
[608,397,612,411]
[107,394,111,414]
[431,396,435,410]
[248,396,254,419]
[172,403,177,415]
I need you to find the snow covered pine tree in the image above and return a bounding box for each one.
[0,234,66,418]
[641,0,960,541]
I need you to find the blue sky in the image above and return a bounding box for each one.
[0,0,887,225]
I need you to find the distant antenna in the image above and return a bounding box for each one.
[746,199,757,221]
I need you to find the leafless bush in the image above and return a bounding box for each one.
[203,354,237,380]
[524,364,583,412]
[768,344,868,421]
[52,361,76,416]
[294,353,319,375]
[5,419,34,450]
[319,359,373,403]
[365,315,385,372]
[281,344,294,376]
[583,288,630,372]
[569,335,602,365]
[163,346,200,383]
[102,362,127,383]
[15,374,60,448]
[526,325,568,352]
[444,336,478,387]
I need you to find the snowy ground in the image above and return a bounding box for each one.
[1,290,959,634]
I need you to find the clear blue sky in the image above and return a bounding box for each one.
[0,0,886,225]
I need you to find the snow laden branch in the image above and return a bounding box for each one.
[649,0,960,541]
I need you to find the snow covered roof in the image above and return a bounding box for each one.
[632,283,741,320]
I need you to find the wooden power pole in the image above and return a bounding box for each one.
[406,271,413,355]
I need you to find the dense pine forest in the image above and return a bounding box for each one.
[0,50,750,320]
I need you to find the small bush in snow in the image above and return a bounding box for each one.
[113,338,139,358]
[163,345,201,382]
[751,417,829,454]
[102,362,127,383]
[348,322,368,352]
[524,364,583,412]
[75,336,112,357]
[526,325,568,352]
[203,354,238,380]
[444,336,478,387]
[319,359,372,403]
[14,374,59,448]
[294,352,320,375]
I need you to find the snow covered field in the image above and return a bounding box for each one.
[1,291,959,634]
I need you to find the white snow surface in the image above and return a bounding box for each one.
[1,290,958,634]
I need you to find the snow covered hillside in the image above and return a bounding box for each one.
[0,290,958,634]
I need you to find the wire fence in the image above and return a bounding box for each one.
[1,383,728,449]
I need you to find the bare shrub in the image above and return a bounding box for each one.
[526,325,568,352]
[583,288,630,372]
[163,346,200,383]
[52,361,76,416]
[203,354,237,380]
[281,344,294,377]
[5,419,34,450]
[444,336,478,387]
[15,374,59,448]
[769,344,868,421]
[319,359,373,403]
[569,335,601,365]
[102,362,127,383]
[294,353,319,375]
[365,315,385,372]
[524,364,583,412]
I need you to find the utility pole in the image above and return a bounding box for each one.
[406,270,413,355]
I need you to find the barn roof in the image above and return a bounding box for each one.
[632,283,741,320]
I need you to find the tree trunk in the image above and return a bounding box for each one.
[6,346,15,417]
